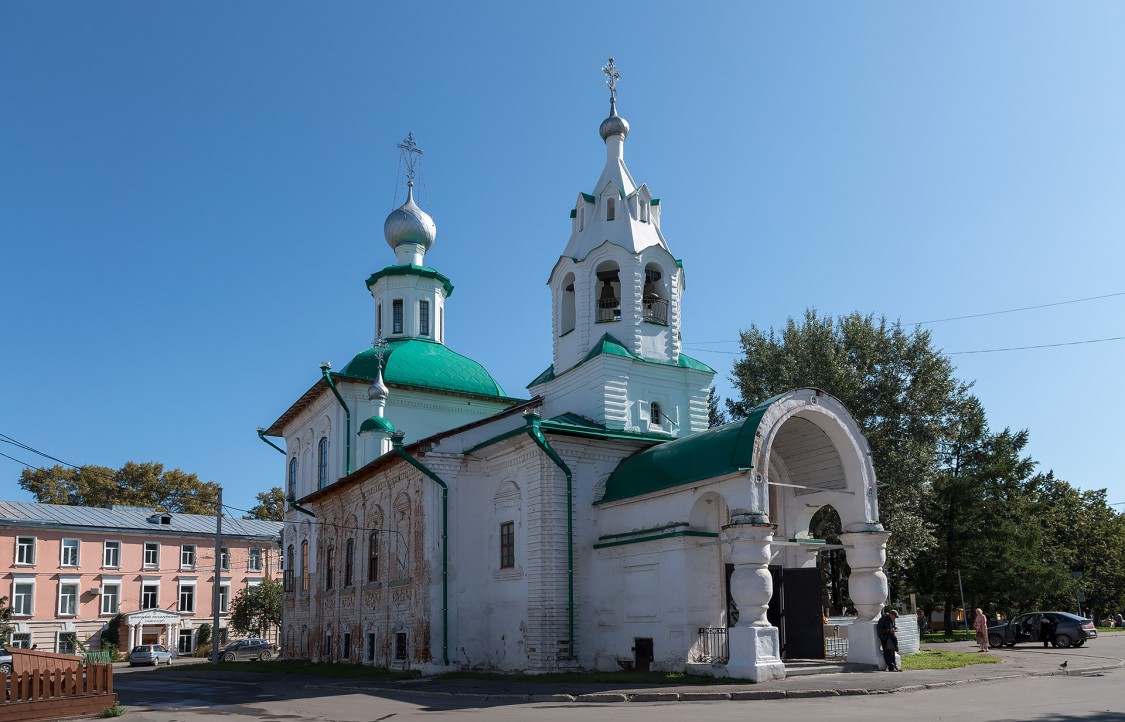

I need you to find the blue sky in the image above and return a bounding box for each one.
[2,2,1123,516]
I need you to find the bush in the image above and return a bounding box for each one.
[99,642,121,662]
[98,703,126,718]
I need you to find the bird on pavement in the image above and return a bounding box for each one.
[1060,661,1068,669]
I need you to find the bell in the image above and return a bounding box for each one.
[643,280,659,300]
[599,280,617,303]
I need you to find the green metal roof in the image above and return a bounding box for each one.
[526,334,715,388]
[464,411,672,455]
[359,416,395,433]
[341,338,508,399]
[365,264,454,297]
[581,193,596,203]
[599,393,784,504]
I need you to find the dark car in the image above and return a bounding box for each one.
[988,611,1097,649]
[218,639,276,662]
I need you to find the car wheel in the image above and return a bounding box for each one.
[988,634,1003,648]
[0,663,11,675]
[259,650,272,661]
[1055,634,1073,648]
[223,652,236,662]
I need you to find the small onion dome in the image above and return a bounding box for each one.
[383,182,436,251]
[359,415,395,434]
[368,365,389,401]
[599,99,630,141]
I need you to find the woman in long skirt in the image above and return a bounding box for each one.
[974,608,989,652]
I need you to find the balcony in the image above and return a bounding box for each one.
[643,297,668,324]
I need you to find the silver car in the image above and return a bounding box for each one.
[129,644,173,666]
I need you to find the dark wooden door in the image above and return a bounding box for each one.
[782,567,825,659]
[633,637,653,672]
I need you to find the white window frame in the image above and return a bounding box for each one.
[219,581,231,614]
[12,577,35,616]
[9,632,32,649]
[220,547,230,571]
[141,579,161,610]
[178,579,197,614]
[15,536,35,566]
[60,538,80,567]
[143,541,160,569]
[56,630,78,655]
[58,578,79,616]
[181,544,196,570]
[103,540,121,568]
[248,548,262,572]
[100,579,121,615]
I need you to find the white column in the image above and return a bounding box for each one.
[840,531,892,667]
[723,522,785,682]
[166,624,174,657]
[128,622,137,651]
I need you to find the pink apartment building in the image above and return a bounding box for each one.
[1,501,282,656]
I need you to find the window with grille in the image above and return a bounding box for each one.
[285,545,295,591]
[325,547,335,590]
[419,300,430,336]
[288,458,298,499]
[394,632,407,661]
[318,437,329,489]
[344,539,354,587]
[500,521,515,569]
[301,540,309,592]
[393,300,403,334]
[368,532,379,582]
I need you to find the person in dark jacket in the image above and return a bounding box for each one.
[877,610,900,671]
[1038,614,1058,648]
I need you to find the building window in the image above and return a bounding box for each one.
[500,521,515,569]
[560,274,576,336]
[220,547,230,571]
[9,633,31,649]
[249,548,262,572]
[13,582,33,616]
[377,303,383,336]
[394,632,407,661]
[300,540,309,593]
[179,583,196,613]
[57,632,77,655]
[640,200,649,223]
[325,546,335,590]
[59,582,78,616]
[392,299,403,334]
[366,633,376,663]
[144,542,160,569]
[419,300,430,336]
[103,541,121,568]
[606,197,615,221]
[318,437,329,489]
[219,584,230,614]
[285,545,295,591]
[16,536,35,565]
[324,632,332,658]
[178,629,194,655]
[368,532,379,583]
[343,632,351,660]
[61,538,80,567]
[181,545,196,569]
[101,583,120,614]
[650,402,663,426]
[141,584,159,610]
[288,457,298,500]
[439,308,444,340]
[344,539,354,587]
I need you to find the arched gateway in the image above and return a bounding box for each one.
[596,389,890,681]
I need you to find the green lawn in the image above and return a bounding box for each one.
[437,670,751,685]
[921,630,975,644]
[902,649,1001,670]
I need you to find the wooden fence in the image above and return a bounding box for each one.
[1,649,115,722]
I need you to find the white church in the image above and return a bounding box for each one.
[261,61,891,681]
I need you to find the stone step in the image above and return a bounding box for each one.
[784,660,849,676]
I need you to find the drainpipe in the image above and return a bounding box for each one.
[524,412,574,661]
[320,363,351,477]
[256,427,286,456]
[391,433,449,667]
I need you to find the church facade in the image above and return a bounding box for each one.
[261,64,891,681]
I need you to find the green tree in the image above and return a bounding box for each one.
[0,595,13,644]
[246,487,285,522]
[707,387,727,428]
[727,309,969,584]
[18,462,220,514]
[229,578,282,639]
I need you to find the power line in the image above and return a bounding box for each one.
[945,336,1125,355]
[906,291,1125,326]
[0,433,78,468]
[0,450,41,469]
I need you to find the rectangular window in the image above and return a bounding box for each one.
[101,583,120,614]
[144,542,160,569]
[500,521,515,569]
[181,545,196,569]
[366,633,376,662]
[103,541,120,568]
[220,547,230,571]
[377,304,383,335]
[57,632,77,655]
[301,541,309,593]
[178,629,194,655]
[606,197,615,221]
[343,632,351,659]
[324,633,332,657]
[394,632,407,661]
[392,300,403,334]
[142,584,159,610]
[248,548,262,572]
[16,536,35,565]
[344,540,354,587]
[61,538,80,567]
[219,585,230,614]
[325,547,335,590]
[368,533,379,583]
[10,633,32,649]
[179,584,195,613]
[419,300,430,336]
[13,582,33,615]
[59,583,78,616]
[640,201,649,223]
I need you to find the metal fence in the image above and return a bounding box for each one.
[692,627,729,664]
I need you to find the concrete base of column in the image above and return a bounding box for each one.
[726,626,786,682]
[847,620,885,667]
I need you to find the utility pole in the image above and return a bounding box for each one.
[211,486,223,666]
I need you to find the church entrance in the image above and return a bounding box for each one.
[763,566,825,660]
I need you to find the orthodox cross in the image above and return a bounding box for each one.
[602,57,621,100]
[373,335,388,369]
[396,132,424,183]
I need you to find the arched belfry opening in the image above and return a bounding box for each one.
[560,272,576,336]
[643,263,668,324]
[595,261,621,323]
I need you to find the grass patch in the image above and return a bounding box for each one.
[902,649,1001,670]
[437,670,749,685]
[921,630,975,644]
[158,659,421,681]
[98,703,126,718]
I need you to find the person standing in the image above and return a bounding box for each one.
[877,610,900,671]
[974,608,989,652]
[1039,614,1058,648]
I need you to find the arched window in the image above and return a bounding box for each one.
[317,437,329,489]
[594,262,621,323]
[643,263,668,324]
[288,458,297,500]
[344,538,354,587]
[560,273,575,336]
[300,540,309,593]
[650,402,663,426]
[285,544,295,591]
[325,546,335,590]
[368,531,379,582]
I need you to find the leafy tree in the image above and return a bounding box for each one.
[229,578,282,639]
[246,487,285,522]
[0,596,13,644]
[727,309,969,584]
[707,387,727,428]
[18,462,220,514]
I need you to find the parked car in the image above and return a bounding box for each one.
[129,644,173,666]
[988,611,1097,649]
[218,639,276,662]
[0,650,12,675]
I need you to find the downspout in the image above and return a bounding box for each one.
[256,427,286,456]
[320,363,351,477]
[391,434,449,667]
[524,412,574,660]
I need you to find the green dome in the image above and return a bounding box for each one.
[359,416,395,434]
[340,338,507,398]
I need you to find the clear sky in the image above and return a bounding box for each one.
[2,2,1122,516]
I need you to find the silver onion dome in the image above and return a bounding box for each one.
[368,362,389,402]
[383,182,436,251]
[599,99,630,141]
